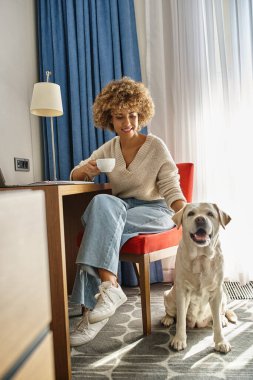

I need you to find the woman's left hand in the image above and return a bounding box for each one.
[171,200,186,213]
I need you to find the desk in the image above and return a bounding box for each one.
[0,183,111,380]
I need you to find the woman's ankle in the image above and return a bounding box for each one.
[98,268,117,285]
[81,305,90,315]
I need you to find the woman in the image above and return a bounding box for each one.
[70,77,186,346]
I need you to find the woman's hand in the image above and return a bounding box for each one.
[171,200,186,213]
[72,160,101,181]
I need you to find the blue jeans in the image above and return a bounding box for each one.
[70,194,174,309]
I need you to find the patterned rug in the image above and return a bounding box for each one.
[69,283,253,379]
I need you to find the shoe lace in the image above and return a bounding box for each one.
[74,316,89,332]
[95,284,113,304]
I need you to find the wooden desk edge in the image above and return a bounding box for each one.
[1,182,111,194]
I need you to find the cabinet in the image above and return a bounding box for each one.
[0,190,55,379]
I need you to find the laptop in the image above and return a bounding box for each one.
[0,168,93,187]
[0,168,29,188]
[0,168,6,187]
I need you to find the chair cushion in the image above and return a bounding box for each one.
[120,226,182,255]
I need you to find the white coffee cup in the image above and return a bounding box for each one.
[96,158,116,173]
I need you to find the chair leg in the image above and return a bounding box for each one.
[133,263,140,286]
[138,255,151,335]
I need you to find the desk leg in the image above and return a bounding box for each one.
[44,188,71,380]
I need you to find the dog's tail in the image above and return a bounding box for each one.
[225,309,237,323]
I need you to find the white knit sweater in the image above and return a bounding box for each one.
[71,134,185,208]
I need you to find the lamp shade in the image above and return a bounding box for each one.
[30,82,63,117]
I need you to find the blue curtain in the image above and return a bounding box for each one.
[36,0,162,286]
[37,0,142,181]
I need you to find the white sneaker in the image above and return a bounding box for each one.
[70,313,108,347]
[88,281,127,324]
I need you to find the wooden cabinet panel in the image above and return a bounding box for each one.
[0,190,52,378]
[13,333,55,380]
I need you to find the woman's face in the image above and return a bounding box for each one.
[111,109,139,137]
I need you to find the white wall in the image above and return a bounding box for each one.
[0,1,146,186]
[0,0,43,185]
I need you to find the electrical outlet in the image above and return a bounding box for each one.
[14,158,30,172]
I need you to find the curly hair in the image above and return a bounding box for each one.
[93,77,155,132]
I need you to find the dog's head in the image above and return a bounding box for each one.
[172,203,231,248]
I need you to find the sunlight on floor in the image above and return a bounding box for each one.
[182,319,253,364]
[89,338,143,368]
[225,321,253,341]
[190,353,220,369]
[226,344,253,370]
[183,335,213,360]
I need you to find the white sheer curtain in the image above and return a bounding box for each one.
[141,0,253,283]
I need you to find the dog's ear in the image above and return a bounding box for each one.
[172,205,187,228]
[213,204,231,228]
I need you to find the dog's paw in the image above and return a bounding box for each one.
[221,315,228,327]
[170,335,187,351]
[225,309,237,324]
[161,314,174,327]
[215,340,231,353]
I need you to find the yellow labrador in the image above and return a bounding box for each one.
[161,203,237,353]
